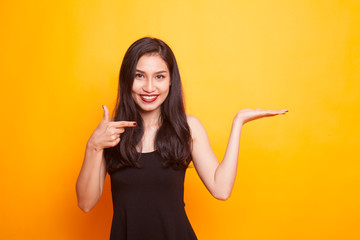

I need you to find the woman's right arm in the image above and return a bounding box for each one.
[75,105,136,213]
[76,142,107,213]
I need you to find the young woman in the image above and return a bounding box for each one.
[76,37,288,240]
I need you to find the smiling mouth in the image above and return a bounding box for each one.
[140,94,159,103]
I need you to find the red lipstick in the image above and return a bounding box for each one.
[140,94,159,103]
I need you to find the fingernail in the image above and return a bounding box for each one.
[133,122,137,126]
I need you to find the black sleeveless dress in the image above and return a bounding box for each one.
[108,150,198,240]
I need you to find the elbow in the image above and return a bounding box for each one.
[77,200,95,213]
[76,186,99,213]
[212,190,231,201]
[80,206,91,213]
[214,194,230,201]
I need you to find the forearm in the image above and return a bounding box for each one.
[213,117,243,200]
[76,142,104,212]
[190,109,287,200]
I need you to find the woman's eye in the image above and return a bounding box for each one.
[135,74,143,78]
[156,75,165,79]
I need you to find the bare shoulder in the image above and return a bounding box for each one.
[186,115,206,140]
[186,114,202,127]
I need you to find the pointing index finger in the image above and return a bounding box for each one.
[111,121,137,128]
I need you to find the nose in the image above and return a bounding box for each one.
[143,78,155,93]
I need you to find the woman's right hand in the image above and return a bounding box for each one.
[87,105,137,151]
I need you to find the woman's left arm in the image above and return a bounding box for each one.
[188,108,288,200]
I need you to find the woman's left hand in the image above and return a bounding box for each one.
[235,108,288,125]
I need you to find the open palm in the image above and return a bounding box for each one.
[235,108,288,125]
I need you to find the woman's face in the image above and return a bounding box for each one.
[132,53,171,115]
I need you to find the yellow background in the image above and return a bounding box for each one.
[1,0,359,239]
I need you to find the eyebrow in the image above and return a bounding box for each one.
[136,69,168,74]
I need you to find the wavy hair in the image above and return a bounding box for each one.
[104,37,192,173]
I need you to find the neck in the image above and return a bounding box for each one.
[140,109,161,129]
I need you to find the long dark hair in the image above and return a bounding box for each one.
[104,37,192,173]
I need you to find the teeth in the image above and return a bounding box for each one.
[141,95,157,100]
